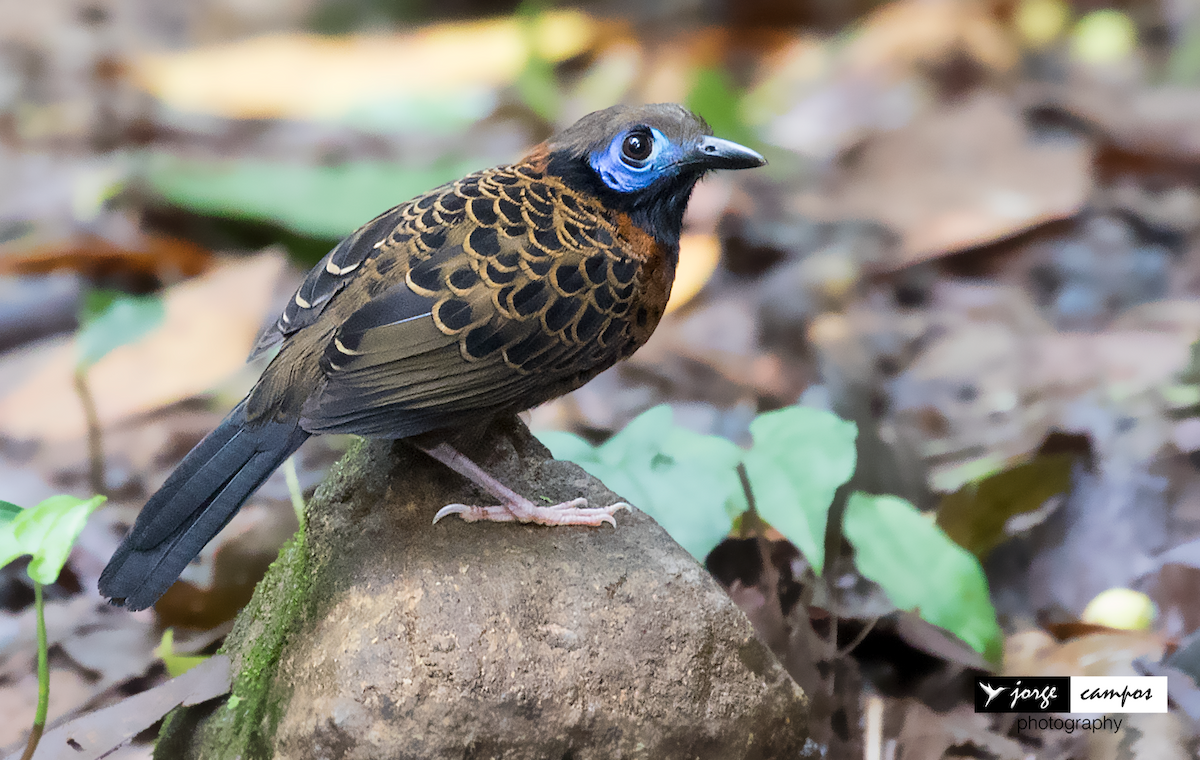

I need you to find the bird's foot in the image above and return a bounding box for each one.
[433,497,629,526]
[417,441,628,528]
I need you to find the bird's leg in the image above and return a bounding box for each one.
[417,442,628,527]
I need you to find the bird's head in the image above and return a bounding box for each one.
[542,103,765,249]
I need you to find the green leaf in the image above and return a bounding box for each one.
[741,407,857,574]
[77,294,165,367]
[340,91,496,135]
[844,492,1002,663]
[155,628,210,677]
[538,405,745,559]
[514,54,560,122]
[535,431,597,464]
[685,67,757,150]
[145,155,488,240]
[79,289,121,325]
[0,495,107,584]
[593,405,674,467]
[0,501,21,523]
[0,503,21,566]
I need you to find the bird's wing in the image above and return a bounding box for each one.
[248,201,423,360]
[296,163,647,438]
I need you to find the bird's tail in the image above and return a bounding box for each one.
[99,400,309,610]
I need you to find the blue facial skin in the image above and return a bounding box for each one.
[588,127,685,193]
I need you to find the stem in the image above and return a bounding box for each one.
[20,582,49,760]
[835,616,878,658]
[735,462,766,538]
[736,462,775,590]
[824,482,853,663]
[73,367,106,496]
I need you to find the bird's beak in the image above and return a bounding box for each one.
[690,136,767,170]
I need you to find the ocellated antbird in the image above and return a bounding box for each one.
[99,103,766,610]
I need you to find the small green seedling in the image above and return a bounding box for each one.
[539,405,1002,662]
[0,494,106,760]
[77,291,165,368]
[74,291,165,494]
[155,629,210,678]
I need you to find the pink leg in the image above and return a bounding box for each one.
[417,442,628,527]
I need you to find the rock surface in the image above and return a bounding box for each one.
[159,417,810,759]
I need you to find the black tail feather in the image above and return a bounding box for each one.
[99,401,309,610]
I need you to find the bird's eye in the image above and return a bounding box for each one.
[621,131,653,164]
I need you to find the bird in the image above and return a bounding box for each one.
[98,103,766,611]
[979,682,1006,708]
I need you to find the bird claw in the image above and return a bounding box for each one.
[433,503,509,524]
[433,498,629,527]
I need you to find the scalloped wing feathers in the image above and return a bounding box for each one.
[246,160,670,439]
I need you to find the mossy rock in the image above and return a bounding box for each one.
[158,417,810,759]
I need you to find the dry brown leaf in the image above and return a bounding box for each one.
[893,612,994,670]
[1004,629,1166,677]
[896,699,1026,760]
[1112,298,1200,335]
[886,292,1200,490]
[1151,563,1200,639]
[630,291,804,404]
[0,250,288,441]
[0,597,116,682]
[665,234,719,314]
[846,0,1019,78]
[58,617,159,692]
[1087,712,1189,760]
[1024,82,1200,163]
[890,319,1051,488]
[1033,330,1192,399]
[762,0,1019,159]
[1003,628,1058,673]
[0,655,231,760]
[0,233,213,283]
[131,12,597,120]
[795,91,1093,267]
[0,668,97,750]
[0,597,159,748]
[762,0,1020,158]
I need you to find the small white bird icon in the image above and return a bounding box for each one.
[979,682,1006,708]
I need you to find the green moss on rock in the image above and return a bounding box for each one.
[155,529,314,758]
